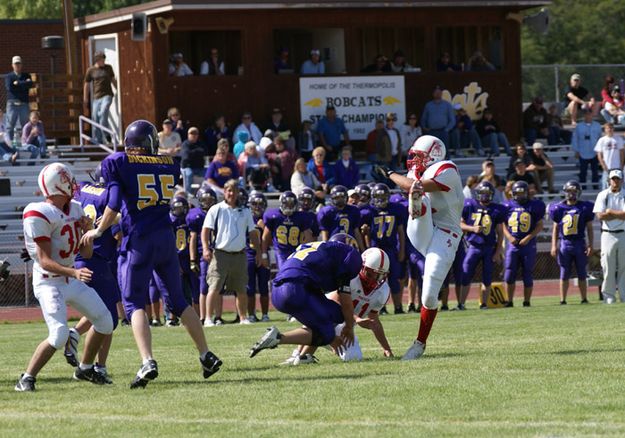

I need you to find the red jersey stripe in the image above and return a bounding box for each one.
[23,210,51,223]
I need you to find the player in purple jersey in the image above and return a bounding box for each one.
[297,187,319,239]
[262,191,313,269]
[80,120,221,388]
[548,180,594,304]
[249,235,362,359]
[247,191,271,322]
[502,181,546,307]
[355,183,374,232]
[62,169,121,383]
[317,185,365,250]
[439,243,466,311]
[460,181,505,309]
[170,196,200,312]
[362,183,406,314]
[187,186,217,324]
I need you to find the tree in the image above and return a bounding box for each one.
[0,0,146,19]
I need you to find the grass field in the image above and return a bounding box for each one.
[2,296,625,437]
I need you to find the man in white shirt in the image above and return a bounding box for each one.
[201,180,262,325]
[233,112,263,144]
[594,123,624,189]
[593,168,625,303]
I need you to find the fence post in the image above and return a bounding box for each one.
[554,65,560,103]
[24,260,29,307]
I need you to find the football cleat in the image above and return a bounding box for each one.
[280,349,300,366]
[249,326,281,358]
[480,304,488,310]
[239,318,253,325]
[204,319,215,327]
[581,299,589,304]
[523,301,531,307]
[401,340,426,361]
[73,366,109,385]
[379,306,388,315]
[130,359,159,389]
[293,353,319,365]
[261,314,270,322]
[248,314,259,323]
[15,374,36,392]
[394,306,405,315]
[64,328,80,367]
[200,351,223,379]
[94,364,113,384]
[407,303,417,313]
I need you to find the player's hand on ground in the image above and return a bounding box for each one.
[330,336,346,355]
[383,349,394,358]
[340,324,355,348]
[550,246,557,258]
[80,229,100,247]
[74,267,93,282]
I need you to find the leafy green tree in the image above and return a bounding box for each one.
[0,0,146,19]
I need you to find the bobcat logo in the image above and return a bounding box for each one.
[442,82,489,120]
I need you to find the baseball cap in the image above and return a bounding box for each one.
[571,73,581,81]
[514,158,526,167]
[162,119,173,125]
[188,127,199,134]
[94,51,106,60]
[347,189,356,197]
[609,169,623,180]
[310,49,320,56]
[12,56,21,64]
[532,142,544,150]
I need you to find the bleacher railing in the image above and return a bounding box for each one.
[78,115,119,154]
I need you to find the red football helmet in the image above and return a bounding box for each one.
[359,248,390,293]
[407,135,447,176]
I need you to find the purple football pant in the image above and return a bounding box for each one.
[271,281,343,345]
[119,231,189,319]
[148,274,161,304]
[75,256,120,329]
[504,243,536,287]
[199,259,209,296]
[247,257,270,297]
[380,247,401,293]
[558,241,588,281]
[462,245,495,286]
[408,250,425,290]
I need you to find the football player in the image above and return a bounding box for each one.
[355,183,374,247]
[17,163,113,391]
[186,186,217,325]
[362,183,406,314]
[247,191,271,321]
[548,180,594,304]
[170,196,200,312]
[62,164,121,384]
[283,246,393,365]
[297,187,319,239]
[249,233,362,359]
[503,181,546,307]
[262,191,313,269]
[460,181,505,309]
[317,185,365,250]
[374,135,464,360]
[81,120,222,388]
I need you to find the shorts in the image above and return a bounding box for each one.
[208,250,248,295]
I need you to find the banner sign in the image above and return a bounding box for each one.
[299,76,406,141]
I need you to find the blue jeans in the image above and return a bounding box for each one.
[0,142,15,162]
[481,132,511,156]
[92,95,113,144]
[181,167,205,193]
[579,156,599,186]
[20,144,40,159]
[5,100,29,143]
[450,128,483,155]
[24,135,47,157]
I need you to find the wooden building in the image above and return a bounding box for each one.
[75,0,547,147]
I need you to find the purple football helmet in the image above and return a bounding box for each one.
[475,181,495,204]
[298,187,315,212]
[330,185,348,209]
[329,232,359,250]
[354,184,371,206]
[371,183,390,209]
[512,180,529,203]
[563,180,581,202]
[249,191,268,217]
[171,196,189,217]
[280,191,298,216]
[124,119,159,154]
[196,186,217,212]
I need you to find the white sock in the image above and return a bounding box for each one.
[142,357,153,365]
[199,350,209,361]
[79,363,92,370]
[23,372,34,379]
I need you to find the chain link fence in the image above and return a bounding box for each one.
[0,235,34,307]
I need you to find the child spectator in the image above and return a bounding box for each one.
[21,110,47,158]
[158,119,182,157]
[334,146,359,189]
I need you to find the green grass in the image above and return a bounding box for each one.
[2,296,625,437]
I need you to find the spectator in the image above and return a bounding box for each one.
[449,104,484,157]
[317,105,350,160]
[291,157,325,198]
[274,48,292,73]
[5,55,34,144]
[565,73,596,126]
[296,119,317,161]
[390,50,413,73]
[546,104,572,145]
[181,127,206,194]
[509,159,537,191]
[307,146,334,187]
[601,86,625,125]
[168,53,193,76]
[572,110,602,188]
[478,159,505,203]
[467,50,495,72]
[233,111,262,144]
[204,115,232,156]
[376,112,401,168]
[265,136,297,190]
[529,142,556,193]
[361,54,391,73]
[0,110,18,164]
[436,52,461,72]
[200,48,225,76]
[420,86,455,153]
[595,123,625,189]
[400,112,422,163]
[83,51,116,145]
[233,130,250,159]
[334,146,359,189]
[167,107,188,142]
[523,97,549,145]
[300,49,325,75]
[257,136,272,157]
[21,111,47,158]
[266,108,291,139]
[507,143,536,179]
[601,75,616,108]
[463,175,479,199]
[158,119,182,156]
[475,108,511,156]
[204,144,240,196]
[238,140,268,176]
[366,118,384,163]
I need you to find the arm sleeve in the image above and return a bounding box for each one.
[101,157,122,212]
[23,209,52,242]
[317,209,329,231]
[592,193,605,213]
[246,209,256,232]
[203,205,217,229]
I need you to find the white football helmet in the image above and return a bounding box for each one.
[407,135,446,175]
[38,162,76,198]
[359,247,390,293]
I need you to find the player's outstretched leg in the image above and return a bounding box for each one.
[250,326,282,357]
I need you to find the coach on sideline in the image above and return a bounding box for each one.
[593,168,625,303]
[201,179,262,325]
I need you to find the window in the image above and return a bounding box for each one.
[169,31,242,76]
[358,27,425,73]
[436,26,503,72]
[273,28,346,75]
